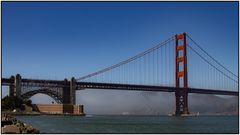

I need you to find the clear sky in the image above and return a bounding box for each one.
[1,2,239,109]
[2,2,238,78]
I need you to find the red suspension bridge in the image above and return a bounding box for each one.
[2,33,238,116]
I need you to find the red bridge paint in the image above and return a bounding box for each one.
[175,33,189,116]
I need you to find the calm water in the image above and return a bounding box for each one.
[15,115,238,133]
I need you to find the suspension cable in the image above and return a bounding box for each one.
[187,34,238,78]
[187,44,238,84]
[77,36,174,81]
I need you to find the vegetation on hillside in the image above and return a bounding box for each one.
[2,96,32,111]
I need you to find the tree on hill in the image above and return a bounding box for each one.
[2,96,32,111]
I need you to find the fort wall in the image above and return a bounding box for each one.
[34,104,84,115]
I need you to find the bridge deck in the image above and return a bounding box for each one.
[76,82,238,96]
[2,78,238,96]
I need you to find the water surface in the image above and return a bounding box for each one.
[15,115,238,133]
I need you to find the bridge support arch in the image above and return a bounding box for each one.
[21,89,64,104]
[175,33,189,116]
[7,74,77,105]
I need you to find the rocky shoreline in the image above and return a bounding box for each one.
[1,113,40,133]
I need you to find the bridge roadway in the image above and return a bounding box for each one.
[77,82,238,96]
[2,78,238,96]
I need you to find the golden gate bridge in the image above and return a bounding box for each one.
[2,33,238,116]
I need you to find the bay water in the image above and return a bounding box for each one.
[15,115,238,133]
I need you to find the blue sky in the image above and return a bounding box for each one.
[2,2,238,78]
[2,2,238,105]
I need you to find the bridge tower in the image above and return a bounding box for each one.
[9,75,15,96]
[62,77,76,104]
[63,78,70,104]
[70,77,76,105]
[175,33,189,116]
